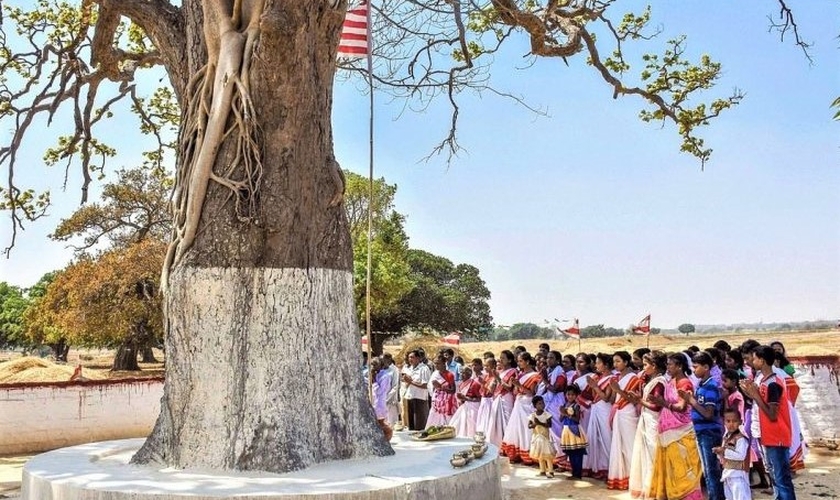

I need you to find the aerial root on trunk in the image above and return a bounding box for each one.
[163,1,265,289]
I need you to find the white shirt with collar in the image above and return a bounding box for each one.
[404,362,431,400]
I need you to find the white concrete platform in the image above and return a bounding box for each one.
[22,433,502,499]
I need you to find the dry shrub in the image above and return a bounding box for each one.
[0,357,53,379]
[0,356,107,384]
[607,339,629,347]
[787,344,837,357]
[391,336,466,366]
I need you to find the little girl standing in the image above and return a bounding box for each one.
[528,395,556,478]
[560,385,588,479]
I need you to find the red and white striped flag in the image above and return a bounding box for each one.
[560,318,580,340]
[632,314,651,335]
[337,1,369,59]
[442,332,461,345]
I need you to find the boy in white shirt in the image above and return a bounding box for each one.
[713,408,751,500]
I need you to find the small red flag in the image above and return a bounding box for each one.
[560,318,580,340]
[442,332,461,345]
[632,314,651,336]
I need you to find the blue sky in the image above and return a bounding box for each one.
[2,1,838,329]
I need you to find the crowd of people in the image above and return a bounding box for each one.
[365,339,805,500]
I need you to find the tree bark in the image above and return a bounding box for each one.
[50,338,70,362]
[141,346,158,363]
[132,2,393,473]
[112,343,141,371]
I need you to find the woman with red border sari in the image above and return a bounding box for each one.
[486,350,518,447]
[501,352,542,464]
[449,366,483,437]
[607,351,644,490]
[585,352,616,480]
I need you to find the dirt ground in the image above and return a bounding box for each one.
[501,450,840,499]
[1,450,837,499]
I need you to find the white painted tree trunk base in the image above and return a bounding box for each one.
[134,266,393,472]
[23,435,502,499]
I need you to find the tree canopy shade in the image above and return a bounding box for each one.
[0,0,815,477]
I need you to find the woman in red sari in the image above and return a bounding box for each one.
[425,355,457,427]
[449,366,483,437]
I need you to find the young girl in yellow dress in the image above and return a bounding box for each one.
[560,385,589,479]
[528,395,557,478]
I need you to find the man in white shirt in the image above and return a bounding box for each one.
[401,350,431,430]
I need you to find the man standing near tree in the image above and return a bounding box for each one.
[740,346,797,500]
[443,348,462,383]
[382,353,401,426]
[401,350,431,430]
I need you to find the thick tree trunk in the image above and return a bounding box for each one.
[141,346,158,363]
[133,3,392,473]
[112,343,140,371]
[50,339,69,362]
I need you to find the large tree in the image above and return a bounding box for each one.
[0,0,811,477]
[24,239,166,370]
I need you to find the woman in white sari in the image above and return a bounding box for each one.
[538,351,567,437]
[561,353,595,473]
[449,366,482,437]
[501,352,542,464]
[485,350,517,447]
[628,351,667,499]
[474,357,497,436]
[585,353,615,480]
[607,351,643,491]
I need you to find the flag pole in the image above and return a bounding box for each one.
[363,0,374,404]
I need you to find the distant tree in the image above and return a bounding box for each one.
[25,240,165,370]
[678,323,696,335]
[0,282,28,349]
[368,249,493,353]
[50,167,173,252]
[47,166,171,364]
[344,172,413,339]
[508,323,549,340]
[489,326,512,342]
[21,272,69,360]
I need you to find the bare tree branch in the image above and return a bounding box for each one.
[770,0,813,64]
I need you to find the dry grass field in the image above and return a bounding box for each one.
[395,328,840,362]
[1,329,837,385]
